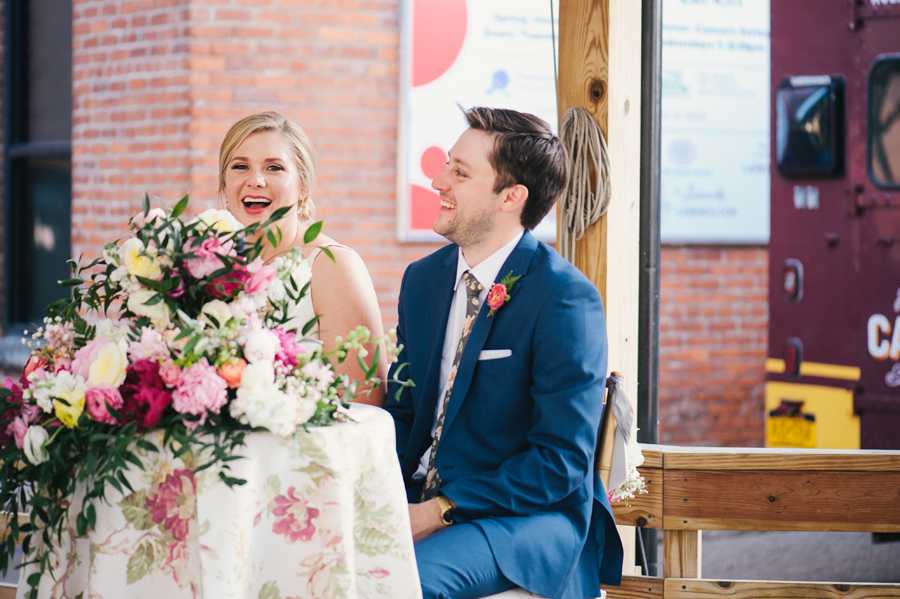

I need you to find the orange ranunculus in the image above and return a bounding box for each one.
[23,354,49,378]
[217,358,247,389]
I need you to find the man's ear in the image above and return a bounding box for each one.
[500,184,528,215]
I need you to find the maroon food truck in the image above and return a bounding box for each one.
[767,0,900,449]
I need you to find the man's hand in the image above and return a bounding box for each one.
[408,499,446,542]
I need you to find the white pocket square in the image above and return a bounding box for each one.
[478,349,512,361]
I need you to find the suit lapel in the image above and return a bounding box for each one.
[441,232,539,431]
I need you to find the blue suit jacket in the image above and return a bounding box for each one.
[386,232,623,599]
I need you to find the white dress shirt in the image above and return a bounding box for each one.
[413,231,524,479]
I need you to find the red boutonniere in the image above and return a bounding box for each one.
[486,271,523,317]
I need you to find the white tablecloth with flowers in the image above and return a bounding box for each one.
[18,404,421,599]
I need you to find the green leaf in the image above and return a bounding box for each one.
[119,490,155,530]
[303,221,323,245]
[58,278,84,287]
[258,581,282,599]
[172,193,190,218]
[142,192,150,215]
[86,503,97,530]
[301,315,320,336]
[126,540,158,585]
[135,439,158,453]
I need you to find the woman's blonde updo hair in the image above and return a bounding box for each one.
[218,111,319,222]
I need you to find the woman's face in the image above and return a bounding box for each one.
[223,130,304,229]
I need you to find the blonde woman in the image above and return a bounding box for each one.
[219,111,386,406]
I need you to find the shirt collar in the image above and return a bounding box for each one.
[454,231,524,292]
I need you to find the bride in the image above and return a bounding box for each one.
[218,111,387,406]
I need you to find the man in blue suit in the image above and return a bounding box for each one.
[386,107,623,599]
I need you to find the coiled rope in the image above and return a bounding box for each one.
[557,106,611,262]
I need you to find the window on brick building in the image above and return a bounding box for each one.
[3,0,73,330]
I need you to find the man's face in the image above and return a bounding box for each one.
[431,128,502,249]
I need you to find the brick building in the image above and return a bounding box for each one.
[0,0,767,447]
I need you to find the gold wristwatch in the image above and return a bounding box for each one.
[435,494,454,526]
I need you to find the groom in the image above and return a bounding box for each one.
[386,107,623,599]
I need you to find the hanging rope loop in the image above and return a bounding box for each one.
[558,106,611,262]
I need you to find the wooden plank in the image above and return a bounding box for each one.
[640,446,664,470]
[665,579,900,599]
[663,530,701,579]
[641,445,900,472]
[558,0,642,576]
[0,585,15,599]
[606,576,665,599]
[613,466,662,528]
[663,470,900,532]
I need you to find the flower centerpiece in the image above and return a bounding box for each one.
[0,194,400,595]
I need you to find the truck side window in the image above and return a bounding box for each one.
[868,55,900,188]
[775,75,844,179]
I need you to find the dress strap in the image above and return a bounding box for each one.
[305,242,356,265]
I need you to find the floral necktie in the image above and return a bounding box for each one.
[421,271,483,501]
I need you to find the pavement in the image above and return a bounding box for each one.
[659,530,900,582]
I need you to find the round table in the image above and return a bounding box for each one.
[19,404,422,599]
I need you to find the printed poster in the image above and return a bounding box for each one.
[661,0,771,243]
[397,0,559,242]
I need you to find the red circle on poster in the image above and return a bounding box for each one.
[409,184,440,231]
[412,0,467,87]
[420,146,447,179]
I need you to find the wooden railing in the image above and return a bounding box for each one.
[608,444,900,599]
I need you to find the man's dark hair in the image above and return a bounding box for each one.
[464,106,569,230]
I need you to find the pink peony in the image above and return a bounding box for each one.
[273,328,306,369]
[171,359,228,429]
[146,469,196,542]
[246,258,276,295]
[270,486,319,543]
[120,359,173,431]
[85,383,124,424]
[183,237,236,280]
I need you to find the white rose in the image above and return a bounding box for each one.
[200,300,232,328]
[242,329,280,364]
[23,426,50,465]
[239,361,276,390]
[266,278,286,303]
[127,290,172,329]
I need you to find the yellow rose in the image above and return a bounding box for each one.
[120,237,163,280]
[88,341,128,387]
[54,388,85,428]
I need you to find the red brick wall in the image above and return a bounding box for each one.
[659,246,769,446]
[72,0,193,260]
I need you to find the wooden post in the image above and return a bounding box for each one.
[557,0,643,576]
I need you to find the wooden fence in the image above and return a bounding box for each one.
[609,444,900,599]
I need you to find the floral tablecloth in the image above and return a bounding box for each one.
[18,404,422,599]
